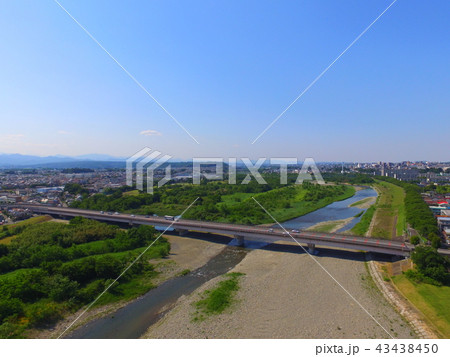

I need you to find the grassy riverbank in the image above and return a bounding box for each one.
[371,181,406,238]
[392,274,450,338]
[351,181,406,238]
[0,217,170,338]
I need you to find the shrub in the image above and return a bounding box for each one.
[76,279,115,303]
[26,301,62,327]
[60,257,96,284]
[410,235,420,245]
[0,270,48,302]
[0,321,25,339]
[404,269,442,286]
[94,256,123,279]
[0,244,8,258]
[195,272,244,315]
[0,299,23,323]
[45,274,79,302]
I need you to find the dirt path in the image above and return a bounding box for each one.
[366,208,377,237]
[392,216,398,240]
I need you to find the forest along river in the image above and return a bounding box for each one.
[279,187,377,232]
[67,246,247,339]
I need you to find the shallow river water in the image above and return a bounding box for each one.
[280,187,377,231]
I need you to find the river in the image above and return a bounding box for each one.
[279,187,377,232]
[67,245,247,339]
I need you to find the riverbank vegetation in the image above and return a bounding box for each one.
[351,180,406,239]
[392,274,450,338]
[322,173,375,185]
[309,220,346,233]
[389,246,450,337]
[376,177,438,241]
[350,197,373,207]
[0,217,169,338]
[193,272,244,321]
[0,216,53,244]
[371,181,406,238]
[351,205,377,236]
[71,178,355,225]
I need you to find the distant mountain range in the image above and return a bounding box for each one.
[0,153,127,169]
[0,153,196,169]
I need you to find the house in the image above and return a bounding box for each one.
[444,228,450,245]
[0,196,15,204]
[437,216,450,230]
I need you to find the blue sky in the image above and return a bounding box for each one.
[1,0,449,162]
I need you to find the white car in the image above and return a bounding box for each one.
[291,229,300,233]
[130,214,135,217]
[114,212,120,215]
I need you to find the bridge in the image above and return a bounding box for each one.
[3,204,413,257]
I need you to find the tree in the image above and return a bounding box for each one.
[411,246,450,285]
[431,236,441,249]
[0,244,8,258]
[45,274,79,302]
[428,233,441,249]
[27,301,62,327]
[95,255,123,279]
[0,299,23,323]
[410,236,420,245]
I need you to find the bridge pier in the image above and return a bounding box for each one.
[234,235,245,247]
[307,243,317,255]
[176,229,189,236]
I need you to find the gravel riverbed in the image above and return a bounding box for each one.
[143,242,415,339]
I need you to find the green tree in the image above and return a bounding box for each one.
[410,235,420,245]
[0,244,8,258]
[411,246,450,285]
[45,274,79,302]
[428,233,441,249]
[94,255,123,279]
[26,301,62,327]
[0,299,23,323]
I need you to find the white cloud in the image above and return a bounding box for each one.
[140,130,162,137]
